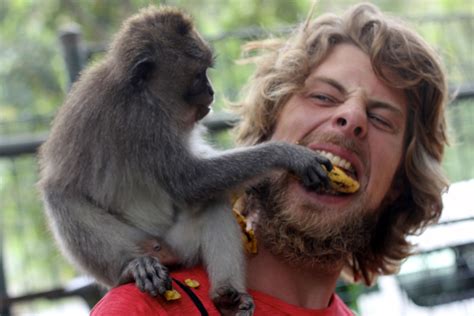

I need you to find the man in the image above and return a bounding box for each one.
[91,2,448,315]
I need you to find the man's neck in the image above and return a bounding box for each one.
[246,247,343,309]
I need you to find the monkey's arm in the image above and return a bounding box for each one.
[158,141,331,203]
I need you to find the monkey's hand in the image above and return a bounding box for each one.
[284,144,333,190]
[123,256,172,297]
[288,146,360,193]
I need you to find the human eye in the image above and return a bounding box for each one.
[308,93,337,106]
[368,113,395,131]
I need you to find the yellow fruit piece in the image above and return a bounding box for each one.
[164,289,182,301]
[326,165,360,193]
[184,279,200,288]
[232,209,258,254]
[243,228,258,254]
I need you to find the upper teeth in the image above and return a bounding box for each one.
[316,150,353,171]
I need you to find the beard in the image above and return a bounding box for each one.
[250,172,379,271]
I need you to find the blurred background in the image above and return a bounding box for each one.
[0,0,473,315]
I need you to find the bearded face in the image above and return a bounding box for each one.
[251,172,381,270]
[248,44,407,272]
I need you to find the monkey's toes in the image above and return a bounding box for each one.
[213,287,255,316]
[128,256,171,296]
[235,293,255,316]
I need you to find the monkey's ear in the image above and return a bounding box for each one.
[130,57,155,87]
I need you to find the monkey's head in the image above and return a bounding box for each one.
[109,6,215,123]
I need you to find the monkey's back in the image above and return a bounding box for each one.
[39,63,122,192]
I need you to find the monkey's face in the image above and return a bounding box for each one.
[175,28,215,122]
[146,49,215,123]
[151,33,215,123]
[112,6,215,123]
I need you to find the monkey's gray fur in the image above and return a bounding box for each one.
[38,6,331,315]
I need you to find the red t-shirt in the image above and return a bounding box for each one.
[91,267,354,315]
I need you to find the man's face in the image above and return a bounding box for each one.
[259,44,407,266]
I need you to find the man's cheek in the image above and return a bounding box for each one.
[369,167,396,205]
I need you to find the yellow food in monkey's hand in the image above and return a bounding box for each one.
[164,289,182,301]
[326,165,360,193]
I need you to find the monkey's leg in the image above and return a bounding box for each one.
[164,200,254,314]
[199,200,255,316]
[42,190,169,293]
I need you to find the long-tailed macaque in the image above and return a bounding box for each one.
[38,6,331,315]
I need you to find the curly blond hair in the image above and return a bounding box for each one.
[234,3,449,284]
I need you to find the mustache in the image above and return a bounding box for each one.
[297,132,365,163]
[298,132,360,154]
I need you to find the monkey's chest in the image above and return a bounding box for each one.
[122,188,177,236]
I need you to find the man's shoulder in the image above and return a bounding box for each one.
[91,266,220,316]
[91,282,164,315]
[332,294,356,316]
[91,266,354,315]
[249,289,354,316]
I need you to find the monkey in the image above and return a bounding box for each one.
[37,6,332,315]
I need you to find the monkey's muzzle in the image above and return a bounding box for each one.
[195,104,211,121]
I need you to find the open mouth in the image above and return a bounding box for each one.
[315,150,359,196]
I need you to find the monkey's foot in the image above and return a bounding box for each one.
[213,287,255,316]
[127,256,172,297]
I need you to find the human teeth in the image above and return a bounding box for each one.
[340,159,350,170]
[325,152,334,161]
[316,150,354,172]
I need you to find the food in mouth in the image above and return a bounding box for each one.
[325,165,360,194]
[315,150,360,194]
[291,149,361,195]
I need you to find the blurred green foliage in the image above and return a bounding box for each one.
[1,0,472,133]
[0,0,473,313]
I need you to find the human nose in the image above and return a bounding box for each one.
[332,100,368,138]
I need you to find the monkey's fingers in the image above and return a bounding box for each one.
[312,161,331,188]
[130,256,171,296]
[213,287,255,316]
[131,260,155,295]
[149,259,172,294]
[302,168,323,190]
[315,154,333,172]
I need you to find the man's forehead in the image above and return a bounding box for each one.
[306,44,407,116]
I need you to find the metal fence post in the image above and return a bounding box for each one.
[59,24,85,88]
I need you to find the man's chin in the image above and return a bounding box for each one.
[254,173,376,269]
[257,228,348,271]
